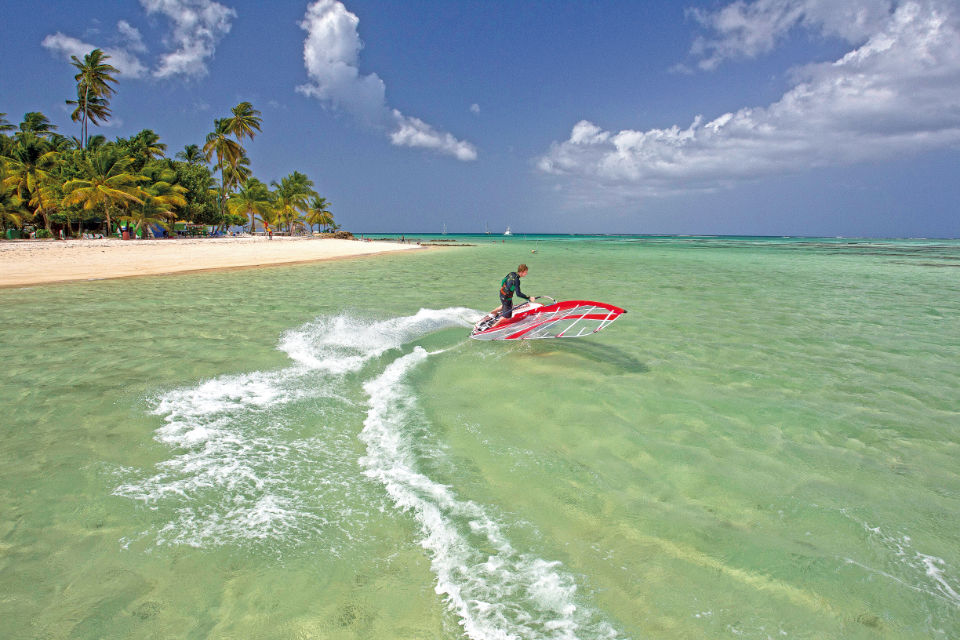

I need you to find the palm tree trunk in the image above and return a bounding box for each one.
[35,190,52,232]
[82,83,90,150]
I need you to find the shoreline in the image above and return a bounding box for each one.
[0,236,427,289]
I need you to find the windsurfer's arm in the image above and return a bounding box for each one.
[515,277,530,301]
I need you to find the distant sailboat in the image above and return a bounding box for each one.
[504,226,512,236]
[442,223,447,235]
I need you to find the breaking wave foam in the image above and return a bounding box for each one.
[115,307,476,550]
[360,348,620,640]
[840,509,960,609]
[115,305,621,638]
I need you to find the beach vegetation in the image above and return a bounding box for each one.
[0,167,27,232]
[117,129,167,172]
[16,112,59,141]
[175,144,204,166]
[124,163,188,238]
[2,132,61,231]
[227,102,262,144]
[306,196,335,232]
[68,48,119,150]
[272,171,317,234]
[1,51,337,239]
[61,147,145,233]
[227,177,274,233]
[203,117,243,218]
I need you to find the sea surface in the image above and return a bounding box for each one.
[1,234,959,639]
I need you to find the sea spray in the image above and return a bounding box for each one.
[360,348,620,640]
[114,307,478,550]
[114,306,622,636]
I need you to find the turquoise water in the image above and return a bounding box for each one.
[1,235,959,639]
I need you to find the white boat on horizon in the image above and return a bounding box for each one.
[504,226,512,236]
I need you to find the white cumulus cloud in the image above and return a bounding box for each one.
[41,0,236,81]
[41,32,148,78]
[117,20,148,53]
[689,0,895,70]
[537,0,960,202]
[297,0,477,161]
[390,111,478,161]
[140,0,236,78]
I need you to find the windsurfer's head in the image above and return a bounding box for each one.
[517,264,528,276]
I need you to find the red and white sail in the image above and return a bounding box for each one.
[471,299,626,341]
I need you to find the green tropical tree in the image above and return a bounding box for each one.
[0,114,13,157]
[203,117,242,218]
[306,195,334,232]
[221,154,252,193]
[66,89,111,146]
[118,129,167,172]
[172,161,218,224]
[228,102,262,143]
[271,171,316,233]
[86,135,108,151]
[69,49,119,150]
[3,134,61,231]
[175,144,204,165]
[0,166,28,231]
[61,147,144,233]
[227,178,273,233]
[122,166,187,238]
[17,112,58,140]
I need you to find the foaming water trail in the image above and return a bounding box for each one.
[839,509,960,608]
[360,348,621,640]
[115,307,477,551]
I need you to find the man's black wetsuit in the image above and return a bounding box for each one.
[499,271,529,319]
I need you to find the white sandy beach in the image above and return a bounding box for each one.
[0,236,422,288]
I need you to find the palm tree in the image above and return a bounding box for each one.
[306,196,334,232]
[69,49,119,150]
[227,178,273,233]
[3,134,60,231]
[66,90,111,144]
[0,113,14,157]
[221,154,252,193]
[203,118,242,218]
[228,102,262,143]
[175,144,204,165]
[121,129,167,172]
[271,171,317,233]
[17,112,58,140]
[86,135,108,151]
[61,147,144,234]
[123,166,187,238]
[0,167,27,232]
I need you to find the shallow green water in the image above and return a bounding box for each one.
[1,236,959,639]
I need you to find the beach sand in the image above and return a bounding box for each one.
[0,236,422,288]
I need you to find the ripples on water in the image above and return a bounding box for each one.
[2,235,958,639]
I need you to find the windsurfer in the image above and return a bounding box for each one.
[490,263,536,329]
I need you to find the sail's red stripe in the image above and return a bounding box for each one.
[503,314,620,339]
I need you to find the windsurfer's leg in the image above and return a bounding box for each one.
[491,298,512,328]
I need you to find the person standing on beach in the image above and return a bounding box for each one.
[491,263,535,328]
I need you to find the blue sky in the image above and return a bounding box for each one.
[3,0,959,237]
